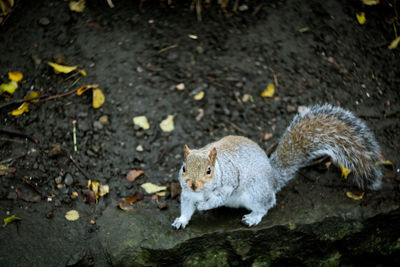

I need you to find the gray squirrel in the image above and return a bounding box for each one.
[172,104,383,229]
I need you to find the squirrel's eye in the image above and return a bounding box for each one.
[182,166,186,173]
[206,167,211,175]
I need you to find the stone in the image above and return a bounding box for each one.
[64,173,73,186]
[99,115,109,126]
[38,17,50,26]
[93,121,103,131]
[55,176,62,184]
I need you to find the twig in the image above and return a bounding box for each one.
[159,44,178,53]
[0,95,47,110]
[0,128,38,143]
[0,137,24,144]
[0,153,26,164]
[69,155,92,180]
[38,87,79,103]
[222,119,250,135]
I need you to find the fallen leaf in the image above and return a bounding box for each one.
[156,200,168,210]
[170,183,182,198]
[92,88,105,109]
[24,91,40,103]
[77,84,98,95]
[126,170,144,182]
[118,201,134,211]
[3,215,22,228]
[388,36,400,50]
[0,81,18,94]
[263,133,272,141]
[79,69,87,76]
[47,62,78,74]
[361,0,379,5]
[65,210,80,221]
[188,34,198,39]
[133,116,150,130]
[71,191,78,197]
[160,115,174,132]
[69,0,86,13]
[375,160,394,169]
[91,181,100,199]
[193,91,204,100]
[90,219,96,225]
[356,12,366,25]
[83,189,96,204]
[299,27,309,33]
[156,191,166,197]
[141,182,167,194]
[340,164,351,179]
[123,191,144,204]
[99,184,109,197]
[16,180,41,202]
[261,83,275,98]
[346,191,364,200]
[8,71,23,82]
[196,108,204,121]
[176,83,185,90]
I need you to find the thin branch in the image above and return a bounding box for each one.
[0,128,38,143]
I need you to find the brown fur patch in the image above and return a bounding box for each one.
[277,115,371,177]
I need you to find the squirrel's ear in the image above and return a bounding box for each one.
[183,144,191,160]
[208,147,217,166]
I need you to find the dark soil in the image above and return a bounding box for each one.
[0,0,399,266]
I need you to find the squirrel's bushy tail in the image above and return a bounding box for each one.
[270,104,383,190]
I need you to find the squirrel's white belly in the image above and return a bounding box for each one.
[225,191,251,209]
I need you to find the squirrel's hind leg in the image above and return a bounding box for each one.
[242,192,276,227]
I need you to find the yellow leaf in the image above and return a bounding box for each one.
[92,88,105,109]
[388,36,400,50]
[91,181,100,199]
[3,215,22,227]
[156,191,166,196]
[99,184,109,197]
[8,71,23,82]
[356,12,366,25]
[87,179,92,188]
[0,164,8,170]
[339,164,351,179]
[79,69,87,76]
[47,62,78,74]
[375,160,394,169]
[69,0,85,13]
[141,182,167,194]
[65,210,80,221]
[24,91,40,103]
[193,91,204,100]
[361,0,379,5]
[133,116,150,130]
[346,191,364,200]
[77,84,98,95]
[160,115,175,132]
[11,102,30,116]
[0,81,18,94]
[261,83,275,98]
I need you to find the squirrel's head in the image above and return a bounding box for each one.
[181,144,217,192]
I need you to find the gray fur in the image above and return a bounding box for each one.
[172,104,383,229]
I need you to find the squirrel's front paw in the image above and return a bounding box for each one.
[242,212,263,227]
[172,217,189,229]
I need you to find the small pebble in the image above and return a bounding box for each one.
[286,105,297,113]
[39,17,50,26]
[136,145,144,152]
[64,173,73,186]
[93,121,103,131]
[99,115,109,125]
[55,176,62,184]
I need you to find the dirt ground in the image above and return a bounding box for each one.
[0,0,399,266]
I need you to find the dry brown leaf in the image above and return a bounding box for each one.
[126,170,144,182]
